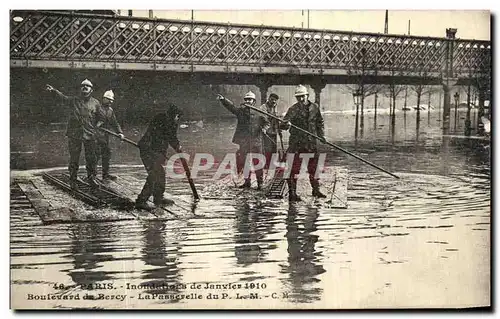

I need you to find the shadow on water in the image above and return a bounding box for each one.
[64,222,119,287]
[279,205,325,304]
[233,201,281,269]
[139,220,182,303]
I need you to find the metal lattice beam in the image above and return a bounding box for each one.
[10,10,491,79]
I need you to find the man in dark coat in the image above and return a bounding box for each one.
[46,79,101,188]
[96,90,124,181]
[281,85,327,202]
[216,91,270,190]
[135,105,183,211]
[260,93,282,169]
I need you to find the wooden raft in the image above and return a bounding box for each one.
[14,169,195,224]
[12,165,348,224]
[200,166,348,208]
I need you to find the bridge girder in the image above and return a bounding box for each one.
[10,10,491,83]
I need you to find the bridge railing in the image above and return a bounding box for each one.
[10,10,490,76]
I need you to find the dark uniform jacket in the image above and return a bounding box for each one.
[97,105,123,143]
[221,98,270,148]
[260,102,281,137]
[138,112,180,157]
[282,101,325,152]
[59,95,101,140]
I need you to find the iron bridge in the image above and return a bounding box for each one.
[10,10,491,80]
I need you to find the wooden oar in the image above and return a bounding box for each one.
[249,105,400,179]
[98,127,200,200]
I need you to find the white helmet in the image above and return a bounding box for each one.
[81,79,93,88]
[103,90,115,101]
[244,91,256,100]
[294,85,309,97]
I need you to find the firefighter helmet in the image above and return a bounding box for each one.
[103,90,115,101]
[244,91,256,100]
[294,85,309,96]
[81,79,93,87]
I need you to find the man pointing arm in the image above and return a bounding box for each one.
[45,79,100,188]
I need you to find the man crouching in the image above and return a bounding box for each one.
[135,105,183,211]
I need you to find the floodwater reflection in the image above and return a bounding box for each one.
[234,202,280,267]
[65,223,119,288]
[280,205,325,303]
[10,110,490,308]
[139,221,182,302]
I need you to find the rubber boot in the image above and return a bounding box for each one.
[135,200,155,211]
[287,179,302,202]
[311,179,326,198]
[239,179,252,189]
[69,166,78,189]
[154,197,175,206]
[86,175,99,188]
[257,179,263,190]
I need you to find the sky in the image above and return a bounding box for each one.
[121,10,491,40]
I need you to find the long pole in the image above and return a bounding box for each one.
[249,106,400,179]
[100,127,139,147]
[99,127,200,200]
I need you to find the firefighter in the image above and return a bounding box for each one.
[96,90,124,181]
[45,79,101,188]
[216,91,270,190]
[260,93,282,169]
[281,85,327,202]
[135,105,183,211]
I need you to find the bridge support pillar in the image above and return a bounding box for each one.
[441,28,458,136]
[441,78,459,136]
[441,82,452,135]
[477,88,486,128]
[465,84,472,136]
[310,81,327,111]
[472,73,490,132]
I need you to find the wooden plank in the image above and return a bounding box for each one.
[29,177,138,223]
[42,173,104,207]
[118,173,194,210]
[117,173,196,213]
[61,173,134,209]
[16,181,79,224]
[98,174,184,220]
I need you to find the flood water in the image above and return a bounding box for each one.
[10,109,491,309]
